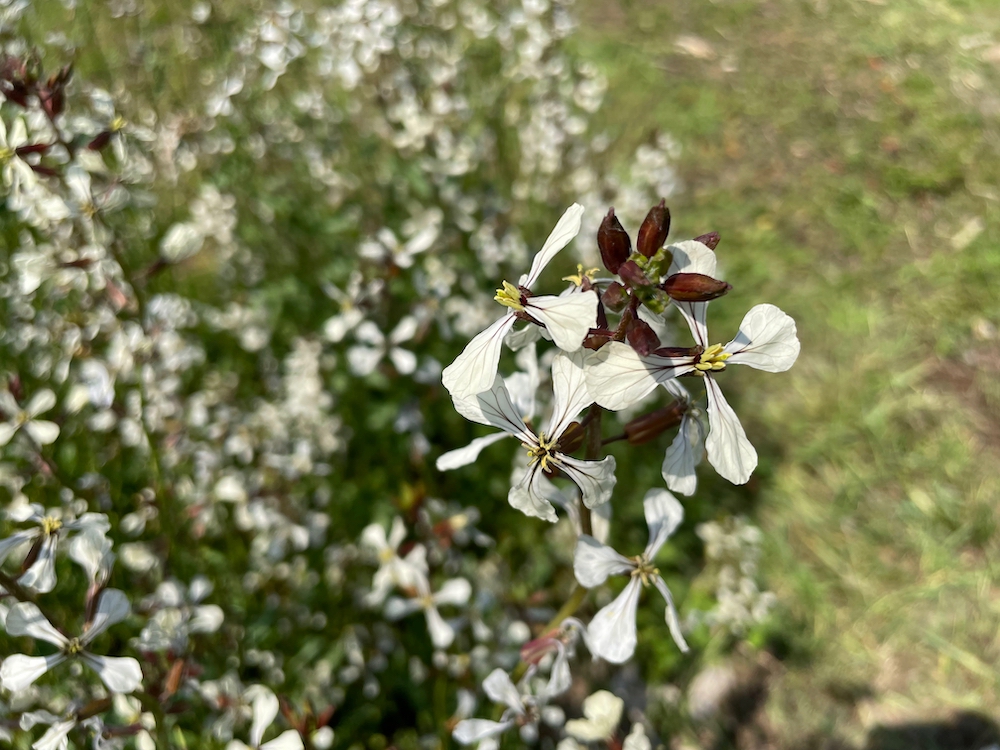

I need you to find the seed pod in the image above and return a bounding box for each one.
[617,260,652,290]
[637,199,670,258]
[597,207,631,274]
[626,318,661,357]
[693,231,721,250]
[662,272,732,302]
[624,401,687,446]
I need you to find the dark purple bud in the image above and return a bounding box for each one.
[597,207,631,274]
[693,231,721,250]
[624,401,687,446]
[557,421,586,455]
[636,200,670,258]
[626,318,661,357]
[653,345,703,358]
[15,142,50,156]
[661,272,732,302]
[601,281,629,312]
[88,131,113,151]
[617,260,652,290]
[583,330,614,351]
[595,296,608,330]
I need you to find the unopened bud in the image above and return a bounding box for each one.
[693,231,721,250]
[617,260,652,290]
[88,131,113,151]
[661,272,732,302]
[637,200,670,258]
[626,318,661,357]
[558,421,586,455]
[520,631,560,664]
[624,401,687,445]
[597,208,631,274]
[601,281,628,312]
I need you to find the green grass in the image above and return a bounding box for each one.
[577,0,1000,743]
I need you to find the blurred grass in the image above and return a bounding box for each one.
[577,0,1000,743]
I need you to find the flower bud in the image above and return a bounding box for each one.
[601,281,628,312]
[626,318,661,357]
[88,131,114,151]
[557,421,586,455]
[624,401,687,446]
[597,208,631,274]
[636,200,670,258]
[617,260,652,290]
[521,631,560,665]
[661,272,732,302]
[693,231,721,250]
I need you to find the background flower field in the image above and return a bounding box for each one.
[1,0,999,748]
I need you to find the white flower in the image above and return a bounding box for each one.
[623,723,652,750]
[574,489,689,663]
[587,241,799,484]
[346,317,419,376]
[448,352,616,522]
[660,395,706,497]
[0,589,143,694]
[359,517,428,606]
[453,668,545,747]
[384,577,471,649]
[0,390,60,446]
[226,686,303,750]
[442,204,597,400]
[19,709,77,750]
[564,690,623,742]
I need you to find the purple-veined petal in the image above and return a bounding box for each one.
[524,292,597,353]
[661,413,704,496]
[453,375,532,442]
[18,534,58,593]
[724,303,800,372]
[5,602,67,646]
[666,240,717,347]
[436,433,510,471]
[508,465,558,522]
[441,314,516,401]
[586,578,643,664]
[0,654,65,692]
[520,204,585,288]
[559,455,616,509]
[643,489,684,559]
[453,718,513,745]
[585,343,691,412]
[81,654,143,693]
[547,351,593,438]
[704,377,757,485]
[24,420,59,445]
[573,535,633,588]
[434,578,472,607]
[652,576,690,653]
[424,605,456,649]
[482,668,524,714]
[82,588,131,644]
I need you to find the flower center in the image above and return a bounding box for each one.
[693,343,730,374]
[630,556,659,586]
[494,281,525,312]
[526,433,559,472]
[0,146,14,163]
[110,115,127,132]
[41,516,63,536]
[64,637,84,656]
[378,547,395,564]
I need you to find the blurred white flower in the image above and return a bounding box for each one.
[564,690,623,742]
[0,389,60,446]
[384,577,471,649]
[347,317,419,376]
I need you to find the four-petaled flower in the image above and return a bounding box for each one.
[359,517,429,606]
[384,576,471,649]
[0,389,60,447]
[574,488,689,663]
[442,204,597,400]
[452,668,549,748]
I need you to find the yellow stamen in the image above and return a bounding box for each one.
[64,637,84,655]
[378,547,395,564]
[562,264,599,287]
[41,516,63,536]
[630,556,659,586]
[693,343,731,375]
[0,146,14,163]
[110,115,127,132]
[494,280,524,312]
[526,433,559,472]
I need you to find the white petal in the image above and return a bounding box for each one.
[434,578,472,607]
[520,204,585,287]
[547,351,593,438]
[359,523,388,553]
[482,668,524,714]
[666,240,718,346]
[725,303,800,372]
[0,654,64,692]
[505,372,537,423]
[508,466,558,523]
[389,315,419,345]
[81,654,143,693]
[453,375,532,440]
[424,606,456,648]
[661,413,704,497]
[652,577,690,653]
[346,346,383,376]
[0,423,17,446]
[0,391,19,414]
[623,724,652,750]
[5,602,67,646]
[565,690,623,741]
[18,535,57,593]
[383,597,422,621]
[388,347,417,375]
[354,320,386,347]
[0,529,35,565]
[524,292,597,353]
[436,432,510,471]
[643,488,684,559]
[586,579,642,664]
[559,455,617,509]
[704,377,757,485]
[441,314,516,401]
[505,324,544,351]
[546,644,572,698]
[25,390,56,417]
[24,421,60,445]
[33,719,75,750]
[591,500,612,546]
[248,686,279,747]
[585,343,690,412]
[83,588,131,643]
[573,535,633,588]
[189,604,225,633]
[261,730,305,750]
[453,719,512,745]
